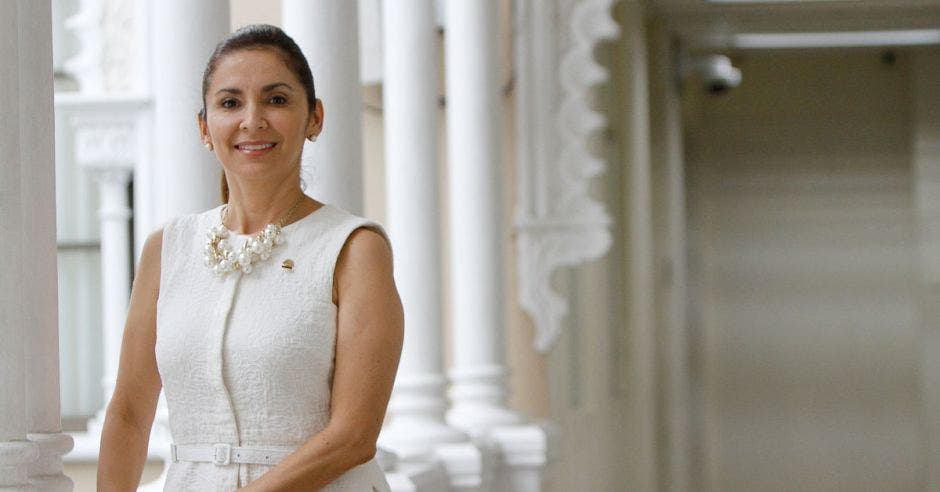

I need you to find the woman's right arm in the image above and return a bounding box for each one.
[97,228,164,491]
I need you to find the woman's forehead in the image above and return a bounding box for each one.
[210,48,298,89]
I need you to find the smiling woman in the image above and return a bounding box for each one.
[96,24,402,492]
[198,47,322,211]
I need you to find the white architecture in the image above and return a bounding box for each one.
[378,1,489,489]
[150,0,230,226]
[379,0,464,454]
[0,1,74,490]
[444,0,523,434]
[8,0,629,487]
[17,0,940,491]
[283,0,365,215]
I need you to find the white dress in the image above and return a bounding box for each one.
[155,204,392,491]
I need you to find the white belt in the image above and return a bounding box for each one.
[170,443,293,466]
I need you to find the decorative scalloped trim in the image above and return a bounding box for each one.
[516,0,618,353]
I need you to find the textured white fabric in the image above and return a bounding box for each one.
[156,204,392,491]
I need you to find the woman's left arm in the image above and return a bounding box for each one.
[240,227,404,491]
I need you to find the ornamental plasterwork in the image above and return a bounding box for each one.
[64,0,135,93]
[64,0,106,93]
[69,113,137,168]
[514,0,618,353]
[102,0,135,92]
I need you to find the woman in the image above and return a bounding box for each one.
[97,24,403,491]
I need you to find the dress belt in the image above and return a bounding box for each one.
[170,443,293,466]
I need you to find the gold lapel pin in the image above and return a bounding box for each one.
[281,259,294,270]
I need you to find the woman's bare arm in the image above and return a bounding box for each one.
[240,227,404,491]
[97,229,164,491]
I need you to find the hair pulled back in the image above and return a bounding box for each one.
[200,24,317,203]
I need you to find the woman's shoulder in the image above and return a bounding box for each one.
[320,205,389,243]
[159,205,225,241]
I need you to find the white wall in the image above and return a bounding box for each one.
[684,49,923,492]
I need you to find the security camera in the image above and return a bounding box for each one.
[681,54,742,94]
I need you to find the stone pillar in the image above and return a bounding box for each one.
[378,2,487,489]
[0,1,35,486]
[69,116,136,435]
[22,0,76,485]
[282,0,364,214]
[94,169,132,412]
[0,0,74,489]
[444,0,521,434]
[444,3,554,490]
[151,0,229,224]
[379,0,464,455]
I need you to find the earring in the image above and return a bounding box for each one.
[205,141,213,151]
[307,135,317,143]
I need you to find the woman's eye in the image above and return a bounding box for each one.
[270,95,287,104]
[220,99,238,109]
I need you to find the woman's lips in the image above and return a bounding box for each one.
[235,142,276,155]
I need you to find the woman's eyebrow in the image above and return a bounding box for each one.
[214,83,293,96]
[262,82,294,92]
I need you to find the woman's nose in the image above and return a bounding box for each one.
[240,103,268,130]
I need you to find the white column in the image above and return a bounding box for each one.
[444,0,522,434]
[1,0,74,489]
[379,3,489,489]
[0,2,36,487]
[78,166,133,438]
[151,0,229,224]
[23,0,75,485]
[97,169,132,410]
[379,0,465,455]
[282,0,364,214]
[132,0,154,260]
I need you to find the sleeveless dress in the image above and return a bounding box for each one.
[155,204,392,491]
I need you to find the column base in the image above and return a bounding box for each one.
[0,440,40,489]
[487,422,555,492]
[433,440,497,492]
[386,460,448,492]
[26,433,74,492]
[446,403,523,438]
[379,417,468,461]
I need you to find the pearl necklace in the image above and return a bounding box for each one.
[204,195,305,277]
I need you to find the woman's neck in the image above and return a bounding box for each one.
[223,179,309,235]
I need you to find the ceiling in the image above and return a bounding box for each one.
[644,0,940,50]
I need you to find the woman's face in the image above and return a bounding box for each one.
[199,48,322,188]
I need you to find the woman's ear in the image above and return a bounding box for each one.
[196,111,211,145]
[306,99,324,140]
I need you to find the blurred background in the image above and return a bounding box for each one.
[45,0,940,490]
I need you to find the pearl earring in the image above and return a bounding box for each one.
[205,141,213,151]
[307,135,317,143]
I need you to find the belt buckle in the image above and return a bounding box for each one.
[213,443,232,466]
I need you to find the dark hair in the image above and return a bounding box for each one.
[199,24,317,202]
